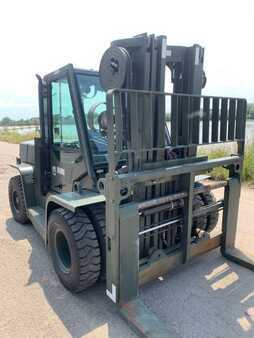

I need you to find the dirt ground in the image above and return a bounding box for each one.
[0,141,254,338]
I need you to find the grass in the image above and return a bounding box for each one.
[204,147,230,181]
[243,142,254,182]
[199,142,254,182]
[0,130,38,144]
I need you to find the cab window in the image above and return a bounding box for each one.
[76,73,107,162]
[51,78,79,147]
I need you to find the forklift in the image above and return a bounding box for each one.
[8,33,251,337]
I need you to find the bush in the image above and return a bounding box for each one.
[0,131,38,143]
[242,142,254,182]
[247,103,254,119]
[206,148,230,181]
[199,143,254,182]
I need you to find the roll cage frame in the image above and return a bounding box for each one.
[38,65,109,190]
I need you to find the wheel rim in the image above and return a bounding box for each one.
[55,230,72,273]
[12,190,21,213]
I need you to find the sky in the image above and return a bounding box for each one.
[0,0,253,119]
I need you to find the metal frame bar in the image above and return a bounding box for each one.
[106,90,246,184]
[67,65,97,186]
[43,64,97,190]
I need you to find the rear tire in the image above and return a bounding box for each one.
[8,175,29,224]
[48,208,101,292]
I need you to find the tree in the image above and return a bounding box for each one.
[247,103,254,119]
[0,117,13,126]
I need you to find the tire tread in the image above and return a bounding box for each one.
[8,175,29,224]
[50,208,101,292]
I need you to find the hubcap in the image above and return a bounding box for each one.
[12,190,21,213]
[55,230,72,273]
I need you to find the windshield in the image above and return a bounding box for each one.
[76,73,107,163]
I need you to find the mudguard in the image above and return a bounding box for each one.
[46,190,105,213]
[10,163,35,209]
[45,190,105,244]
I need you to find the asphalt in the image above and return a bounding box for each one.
[0,141,254,338]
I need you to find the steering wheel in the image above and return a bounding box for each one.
[81,84,97,99]
[87,102,107,134]
[97,111,108,136]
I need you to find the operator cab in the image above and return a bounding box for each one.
[36,65,111,193]
[39,64,173,194]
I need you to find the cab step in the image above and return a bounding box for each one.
[27,207,46,241]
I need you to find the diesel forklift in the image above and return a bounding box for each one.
[8,33,252,337]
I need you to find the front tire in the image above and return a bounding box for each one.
[48,208,101,292]
[8,175,29,224]
[192,194,207,236]
[86,203,106,279]
[195,182,219,233]
[201,190,219,232]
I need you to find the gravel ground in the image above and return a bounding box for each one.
[0,141,254,338]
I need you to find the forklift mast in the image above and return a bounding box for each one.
[97,33,248,337]
[103,33,205,156]
[111,33,204,93]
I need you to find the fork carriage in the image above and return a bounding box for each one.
[97,88,252,335]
